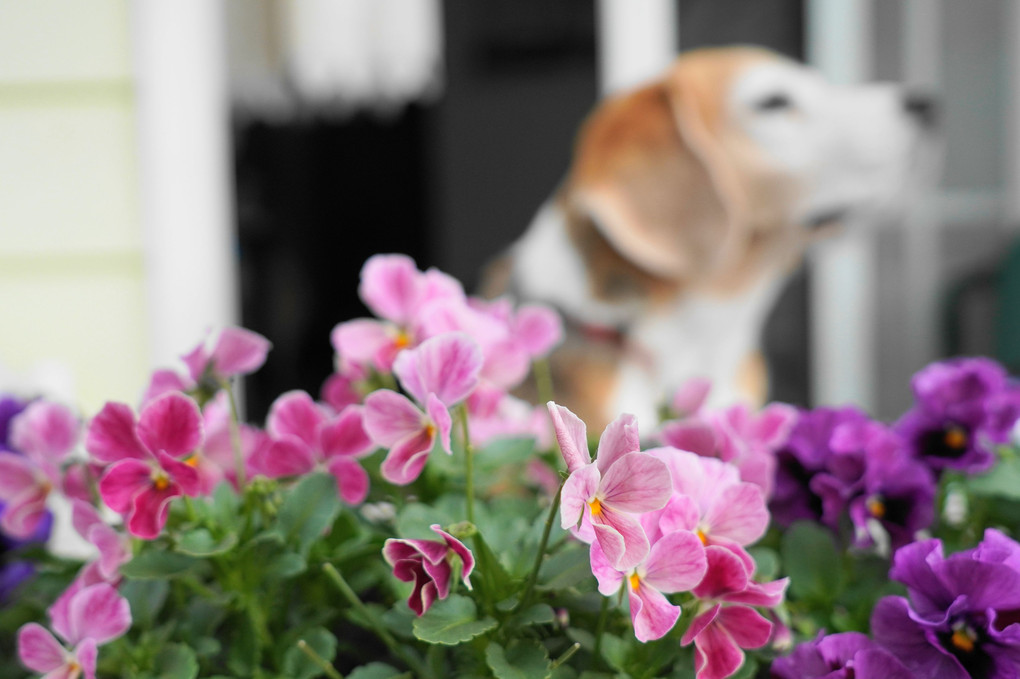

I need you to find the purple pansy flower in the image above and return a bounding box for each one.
[769,406,869,527]
[871,529,1020,678]
[771,631,914,678]
[896,357,1020,474]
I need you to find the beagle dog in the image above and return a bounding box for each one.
[490,46,932,431]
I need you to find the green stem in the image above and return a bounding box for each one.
[297,640,344,679]
[322,563,427,677]
[220,378,248,493]
[458,405,475,524]
[593,595,610,665]
[513,482,562,614]
[550,642,581,670]
[533,357,556,406]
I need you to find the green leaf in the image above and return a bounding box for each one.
[210,481,241,527]
[153,644,199,679]
[486,640,551,679]
[966,457,1020,499]
[347,663,405,679]
[174,527,238,557]
[412,594,498,645]
[539,545,593,590]
[282,627,338,679]
[118,579,169,628]
[120,550,199,579]
[240,532,308,579]
[781,521,843,603]
[508,603,556,628]
[747,546,780,581]
[276,473,342,553]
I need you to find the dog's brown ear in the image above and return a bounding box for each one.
[566,73,732,282]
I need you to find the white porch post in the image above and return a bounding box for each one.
[133,0,238,369]
[806,0,877,410]
[596,0,678,96]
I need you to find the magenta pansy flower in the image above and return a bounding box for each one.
[682,545,788,679]
[251,391,374,504]
[364,333,482,485]
[382,524,475,616]
[591,530,707,642]
[87,392,203,539]
[549,402,672,570]
[17,581,131,679]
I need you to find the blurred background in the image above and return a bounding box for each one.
[1,0,1018,422]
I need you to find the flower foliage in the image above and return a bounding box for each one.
[2,253,1020,679]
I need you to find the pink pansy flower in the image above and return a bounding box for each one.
[648,448,770,573]
[682,545,789,679]
[0,452,58,539]
[70,500,131,586]
[591,530,708,642]
[251,391,374,505]
[10,400,80,464]
[382,524,475,616]
[0,401,80,539]
[17,582,131,679]
[141,327,271,404]
[332,254,465,373]
[707,403,797,499]
[86,392,203,539]
[185,393,267,495]
[549,403,673,570]
[181,326,272,385]
[363,333,483,485]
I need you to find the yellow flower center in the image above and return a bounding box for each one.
[951,628,976,653]
[629,573,641,591]
[425,422,437,438]
[394,330,412,349]
[867,497,886,519]
[945,426,968,450]
[152,471,171,492]
[183,454,201,468]
[588,498,603,517]
[696,529,709,545]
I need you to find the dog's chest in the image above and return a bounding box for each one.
[612,274,787,429]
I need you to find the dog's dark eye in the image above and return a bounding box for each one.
[754,93,793,112]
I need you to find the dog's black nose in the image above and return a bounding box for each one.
[903,92,938,128]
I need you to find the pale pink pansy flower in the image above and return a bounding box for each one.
[0,401,80,539]
[682,545,789,679]
[86,392,203,539]
[648,448,770,573]
[707,403,797,499]
[0,452,58,539]
[181,326,272,386]
[70,500,131,587]
[141,327,271,404]
[332,254,465,374]
[549,403,673,571]
[10,401,80,465]
[591,530,707,642]
[250,391,374,505]
[17,582,131,679]
[364,333,482,485]
[382,524,475,616]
